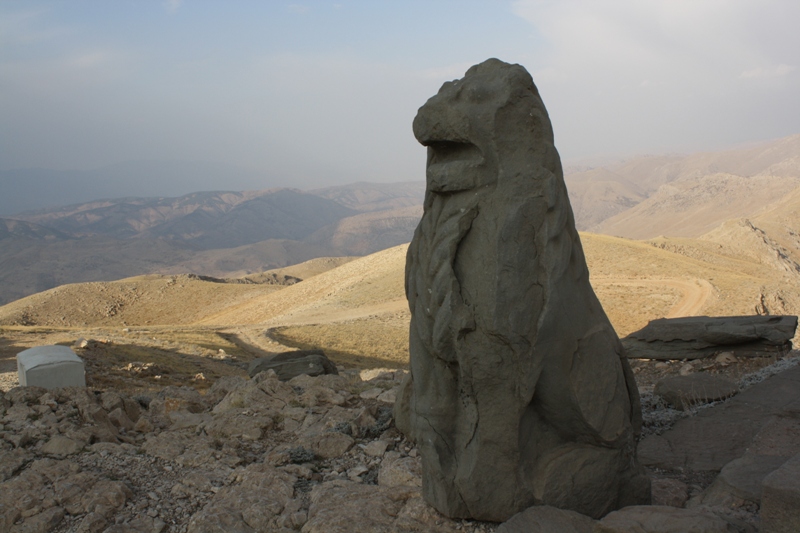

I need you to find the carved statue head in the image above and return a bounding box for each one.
[412,58,557,195]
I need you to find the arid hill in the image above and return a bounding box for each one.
[4,224,798,370]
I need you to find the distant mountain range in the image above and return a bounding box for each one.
[0,181,425,305]
[0,160,275,216]
[1,134,799,306]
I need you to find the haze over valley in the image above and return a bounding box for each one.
[2,134,800,352]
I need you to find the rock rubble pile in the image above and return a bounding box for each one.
[0,368,496,533]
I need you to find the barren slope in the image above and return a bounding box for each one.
[0,275,282,328]
[592,174,800,239]
[564,168,647,229]
[3,228,798,370]
[588,134,800,239]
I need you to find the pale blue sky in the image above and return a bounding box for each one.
[2,1,798,189]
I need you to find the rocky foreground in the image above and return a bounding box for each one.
[0,367,501,533]
[1,356,799,532]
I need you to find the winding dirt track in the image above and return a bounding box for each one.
[663,279,714,317]
[593,278,714,318]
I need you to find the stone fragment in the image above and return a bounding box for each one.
[54,471,100,514]
[303,432,354,459]
[81,479,132,517]
[303,480,424,533]
[289,373,349,392]
[16,345,86,389]
[378,451,421,488]
[363,439,390,457]
[10,505,65,532]
[0,448,31,481]
[651,478,689,508]
[298,386,346,408]
[495,505,595,533]
[715,352,738,365]
[107,407,135,432]
[205,375,248,405]
[392,494,464,532]
[204,412,275,440]
[623,315,797,360]
[596,505,730,533]
[75,511,107,533]
[761,453,800,533]
[148,386,209,418]
[41,435,82,456]
[5,386,49,405]
[376,388,397,404]
[359,388,383,400]
[247,349,338,381]
[396,58,648,521]
[186,464,294,533]
[654,374,740,410]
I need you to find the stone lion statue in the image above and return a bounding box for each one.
[395,58,650,521]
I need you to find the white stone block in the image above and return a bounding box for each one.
[17,345,86,389]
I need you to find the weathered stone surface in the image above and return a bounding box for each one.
[1,368,500,532]
[10,505,65,532]
[378,451,422,488]
[396,58,648,521]
[596,505,730,533]
[301,431,354,459]
[761,453,800,533]
[693,453,789,507]
[0,448,31,481]
[623,315,797,360]
[187,464,295,533]
[495,505,595,533]
[651,478,690,508]
[302,480,459,533]
[41,435,83,456]
[747,412,800,457]
[639,364,800,472]
[247,349,338,381]
[654,373,740,410]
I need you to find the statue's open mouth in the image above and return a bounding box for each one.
[424,141,485,193]
[425,141,482,165]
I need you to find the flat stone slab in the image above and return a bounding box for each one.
[623,315,797,360]
[654,373,739,410]
[761,453,800,533]
[16,345,86,389]
[639,363,800,472]
[596,505,729,533]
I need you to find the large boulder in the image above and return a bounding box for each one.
[247,349,338,381]
[395,58,648,522]
[623,315,797,360]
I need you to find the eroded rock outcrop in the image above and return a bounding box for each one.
[395,58,649,521]
[623,315,797,360]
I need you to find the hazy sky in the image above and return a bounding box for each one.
[2,1,799,188]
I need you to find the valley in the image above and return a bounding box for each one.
[2,134,800,391]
